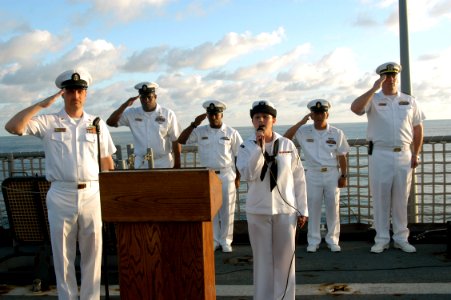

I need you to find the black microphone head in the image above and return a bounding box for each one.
[93,117,101,126]
[257,125,266,132]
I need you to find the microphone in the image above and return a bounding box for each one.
[93,117,101,133]
[93,117,102,172]
[256,125,266,148]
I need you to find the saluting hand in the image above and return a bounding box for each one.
[39,90,64,108]
[193,113,207,127]
[373,75,386,91]
[124,95,139,107]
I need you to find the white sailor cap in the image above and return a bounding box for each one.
[202,100,226,113]
[250,100,277,118]
[135,82,159,95]
[307,99,331,112]
[376,62,402,75]
[55,68,92,89]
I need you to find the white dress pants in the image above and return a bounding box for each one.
[247,213,297,300]
[47,182,102,300]
[305,168,340,247]
[214,170,237,247]
[369,149,412,245]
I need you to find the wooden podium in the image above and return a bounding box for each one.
[99,169,222,300]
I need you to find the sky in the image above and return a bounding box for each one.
[1,0,450,136]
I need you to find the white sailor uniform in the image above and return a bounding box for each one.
[295,124,349,248]
[186,123,243,248]
[117,103,181,168]
[237,132,307,300]
[363,91,425,245]
[25,109,116,300]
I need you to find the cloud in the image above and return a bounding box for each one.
[0,30,65,65]
[122,27,286,72]
[1,37,123,96]
[205,43,311,81]
[87,0,171,22]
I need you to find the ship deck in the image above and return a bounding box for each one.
[0,223,450,299]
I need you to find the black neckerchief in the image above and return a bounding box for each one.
[260,138,279,191]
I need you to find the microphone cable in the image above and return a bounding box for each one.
[260,137,305,299]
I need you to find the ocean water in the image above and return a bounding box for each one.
[0,119,450,153]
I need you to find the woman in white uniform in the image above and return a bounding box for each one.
[236,100,308,300]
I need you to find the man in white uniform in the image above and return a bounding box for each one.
[351,62,426,253]
[5,68,116,299]
[107,82,181,169]
[177,100,243,252]
[284,99,349,252]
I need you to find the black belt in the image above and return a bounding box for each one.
[77,184,87,189]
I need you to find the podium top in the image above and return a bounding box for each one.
[99,169,222,222]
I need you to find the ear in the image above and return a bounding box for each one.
[272,117,277,125]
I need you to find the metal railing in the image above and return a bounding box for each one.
[1,136,451,226]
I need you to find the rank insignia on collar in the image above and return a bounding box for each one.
[155,115,166,124]
[201,136,209,140]
[306,138,314,142]
[54,128,66,132]
[326,140,337,144]
[135,118,143,122]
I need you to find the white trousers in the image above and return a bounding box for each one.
[369,149,412,245]
[247,213,297,300]
[47,182,102,300]
[305,168,340,246]
[213,170,237,247]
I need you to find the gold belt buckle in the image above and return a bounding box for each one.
[320,167,328,172]
[393,147,402,152]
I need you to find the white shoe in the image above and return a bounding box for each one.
[328,244,341,252]
[394,242,416,253]
[307,245,319,253]
[222,244,233,253]
[370,243,389,253]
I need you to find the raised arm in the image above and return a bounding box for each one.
[283,113,311,140]
[351,75,386,115]
[177,113,207,144]
[106,96,139,127]
[5,90,63,135]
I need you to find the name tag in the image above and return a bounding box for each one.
[135,118,143,122]
[326,140,337,145]
[201,137,209,140]
[221,137,230,140]
[378,103,387,106]
[278,151,292,154]
[54,128,66,132]
[399,101,410,105]
[306,138,314,143]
